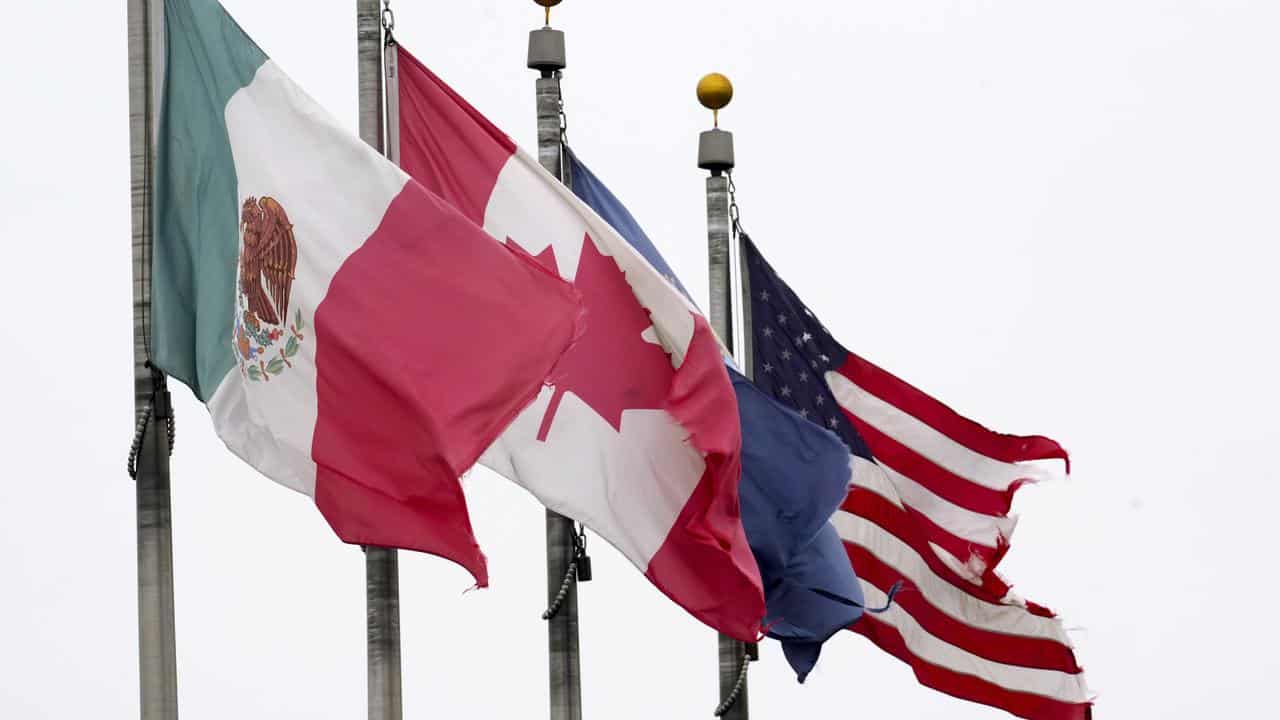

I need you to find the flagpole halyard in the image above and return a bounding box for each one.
[357,3,403,720]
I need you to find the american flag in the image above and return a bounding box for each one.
[742,236,1091,719]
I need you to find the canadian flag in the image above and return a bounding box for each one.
[393,46,765,640]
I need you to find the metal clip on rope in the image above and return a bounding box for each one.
[573,523,591,581]
[542,523,590,620]
[381,0,396,46]
[727,171,746,240]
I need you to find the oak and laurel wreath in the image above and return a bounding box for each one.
[245,309,307,382]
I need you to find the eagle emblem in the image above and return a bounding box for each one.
[233,196,307,382]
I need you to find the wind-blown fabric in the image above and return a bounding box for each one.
[566,149,867,680]
[742,236,1092,719]
[394,45,764,640]
[730,369,868,680]
[150,0,583,585]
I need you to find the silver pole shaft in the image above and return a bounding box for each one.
[357,4,402,719]
[706,176,734,354]
[136,409,178,720]
[535,75,584,720]
[536,78,565,181]
[357,0,385,153]
[365,547,402,720]
[128,2,179,718]
[706,174,749,719]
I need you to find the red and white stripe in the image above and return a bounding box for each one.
[828,355,1091,719]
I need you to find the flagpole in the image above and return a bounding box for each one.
[697,73,754,720]
[128,2,180,718]
[357,3,403,720]
[528,4,583,719]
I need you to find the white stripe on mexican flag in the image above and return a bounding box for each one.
[210,60,410,497]
[152,0,582,585]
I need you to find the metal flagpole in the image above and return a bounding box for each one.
[528,3,583,719]
[357,3,403,719]
[697,73,755,720]
[128,1,179,718]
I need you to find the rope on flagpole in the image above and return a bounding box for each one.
[127,175,176,481]
[124,0,175,482]
[727,171,748,241]
[128,368,175,480]
[555,73,573,190]
[542,558,577,620]
[713,653,751,717]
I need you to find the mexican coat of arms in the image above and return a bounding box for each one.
[234,196,306,382]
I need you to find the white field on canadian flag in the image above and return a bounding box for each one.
[208,60,409,499]
[477,149,706,572]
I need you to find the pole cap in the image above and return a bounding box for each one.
[528,27,566,73]
[698,128,735,174]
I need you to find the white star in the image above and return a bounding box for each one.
[799,372,809,383]
[815,395,824,406]
[780,386,792,398]
[778,314,788,325]
[802,332,813,342]
[761,327,773,338]
[780,350,792,361]
[811,360,819,369]
[828,417,839,428]
[794,336,804,347]
[799,409,809,419]
[759,290,770,301]
[819,354,831,364]
[762,362,774,374]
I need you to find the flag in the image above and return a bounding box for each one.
[392,45,764,640]
[730,368,869,681]
[742,236,1091,719]
[150,0,584,586]
[565,150,870,681]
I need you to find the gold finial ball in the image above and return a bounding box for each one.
[697,73,734,112]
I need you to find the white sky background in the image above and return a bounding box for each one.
[2,0,1277,717]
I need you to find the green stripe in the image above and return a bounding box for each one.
[152,0,267,401]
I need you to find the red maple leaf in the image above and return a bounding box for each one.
[520,234,674,441]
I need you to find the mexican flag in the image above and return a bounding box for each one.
[149,0,582,585]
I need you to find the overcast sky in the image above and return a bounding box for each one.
[3,1,1278,718]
